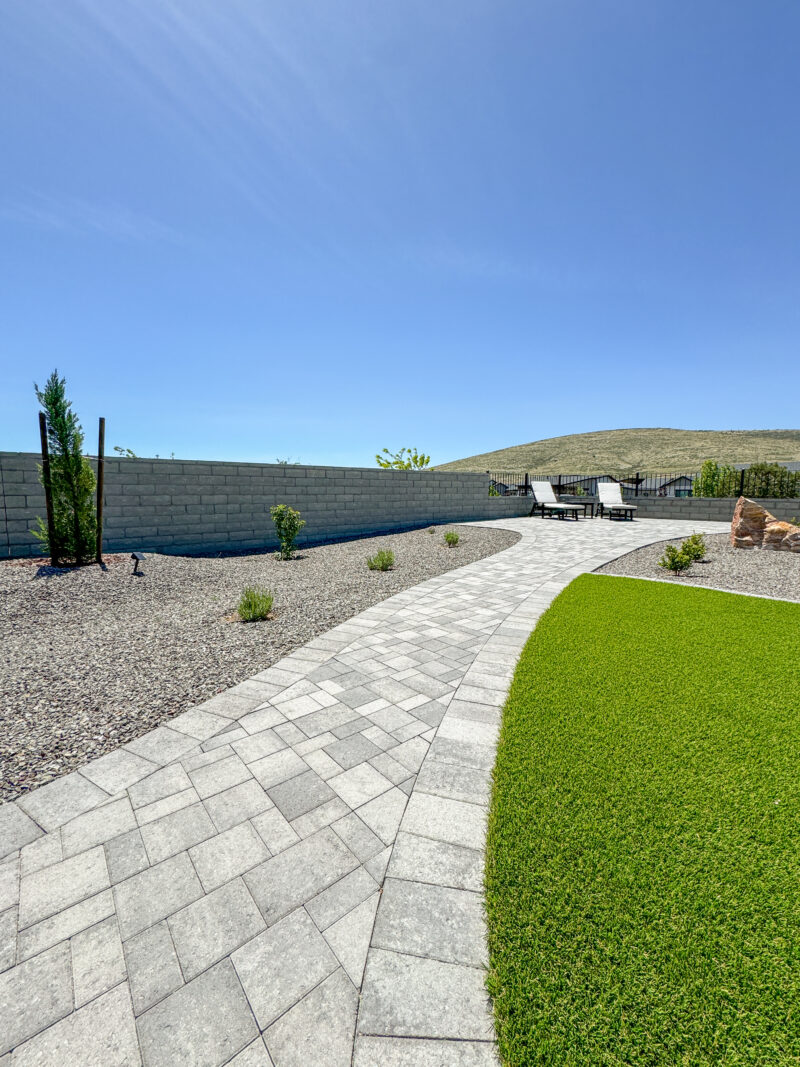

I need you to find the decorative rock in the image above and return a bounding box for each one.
[731,497,800,552]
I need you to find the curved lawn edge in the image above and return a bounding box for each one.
[486,574,800,1065]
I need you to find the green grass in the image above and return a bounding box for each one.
[486,574,800,1065]
[434,426,800,474]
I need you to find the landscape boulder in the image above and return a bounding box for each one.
[730,496,800,552]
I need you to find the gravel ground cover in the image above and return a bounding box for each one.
[0,523,519,801]
[596,531,800,601]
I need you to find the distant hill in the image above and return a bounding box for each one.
[435,428,800,475]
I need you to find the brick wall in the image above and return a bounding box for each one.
[0,453,532,558]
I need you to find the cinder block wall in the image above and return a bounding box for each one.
[620,495,800,524]
[0,453,532,558]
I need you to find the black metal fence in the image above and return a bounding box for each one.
[488,467,800,500]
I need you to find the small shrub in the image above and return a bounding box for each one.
[682,532,707,562]
[444,531,460,547]
[658,544,692,574]
[488,485,500,497]
[367,549,395,571]
[270,504,305,560]
[237,586,274,622]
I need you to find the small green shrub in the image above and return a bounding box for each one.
[237,586,274,622]
[444,531,460,547]
[270,504,305,560]
[489,485,500,497]
[682,532,707,562]
[658,544,692,574]
[367,549,395,571]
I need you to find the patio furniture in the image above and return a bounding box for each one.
[529,481,583,521]
[596,482,637,520]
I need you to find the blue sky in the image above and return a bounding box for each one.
[2,1,799,466]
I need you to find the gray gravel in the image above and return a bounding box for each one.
[596,532,800,601]
[0,524,519,802]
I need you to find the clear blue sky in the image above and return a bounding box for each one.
[2,1,798,466]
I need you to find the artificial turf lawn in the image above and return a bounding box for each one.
[485,574,800,1066]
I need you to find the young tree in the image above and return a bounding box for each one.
[375,447,431,470]
[33,371,97,565]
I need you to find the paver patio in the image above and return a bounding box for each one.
[0,516,728,1065]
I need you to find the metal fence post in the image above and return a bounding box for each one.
[96,417,105,564]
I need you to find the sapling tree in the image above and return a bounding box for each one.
[375,447,431,470]
[33,371,96,565]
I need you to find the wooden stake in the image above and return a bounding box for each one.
[39,411,58,567]
[96,416,105,564]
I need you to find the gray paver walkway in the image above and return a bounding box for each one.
[0,516,728,1065]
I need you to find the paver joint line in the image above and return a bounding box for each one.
[0,516,729,1064]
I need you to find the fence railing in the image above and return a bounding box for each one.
[488,467,800,500]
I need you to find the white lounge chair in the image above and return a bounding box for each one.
[530,481,583,521]
[597,482,637,520]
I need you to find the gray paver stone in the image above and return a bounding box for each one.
[0,805,42,861]
[16,773,109,834]
[353,1036,498,1066]
[373,878,486,966]
[0,942,73,1055]
[168,877,266,979]
[71,914,126,1006]
[189,821,269,892]
[264,967,358,1067]
[137,959,258,1067]
[305,867,379,930]
[123,920,184,1016]
[357,949,494,1040]
[105,828,151,885]
[389,832,483,892]
[203,779,273,832]
[114,851,203,941]
[267,770,336,822]
[79,748,157,795]
[11,983,140,1066]
[322,892,379,987]
[18,888,115,962]
[61,797,137,858]
[244,828,358,926]
[18,845,109,929]
[140,802,216,864]
[232,908,337,1030]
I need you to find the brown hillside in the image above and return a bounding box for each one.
[435,428,800,475]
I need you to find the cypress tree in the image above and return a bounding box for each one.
[33,371,96,565]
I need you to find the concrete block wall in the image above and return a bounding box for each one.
[0,453,532,559]
[620,495,800,524]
